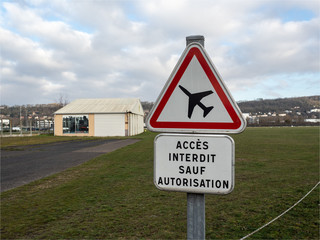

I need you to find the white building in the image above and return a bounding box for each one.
[54,98,144,137]
[305,119,320,123]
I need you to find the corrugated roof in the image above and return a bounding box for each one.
[54,98,144,115]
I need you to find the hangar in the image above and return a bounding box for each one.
[54,98,144,137]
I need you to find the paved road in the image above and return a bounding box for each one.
[1,139,140,192]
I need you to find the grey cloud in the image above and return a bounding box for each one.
[1,0,319,105]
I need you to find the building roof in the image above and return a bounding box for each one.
[55,98,144,115]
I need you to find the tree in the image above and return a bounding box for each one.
[56,93,69,107]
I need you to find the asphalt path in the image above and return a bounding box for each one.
[1,138,140,192]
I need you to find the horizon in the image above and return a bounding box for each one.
[1,94,319,107]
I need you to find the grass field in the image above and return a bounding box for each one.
[1,127,319,239]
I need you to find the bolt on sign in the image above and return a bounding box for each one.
[154,134,234,194]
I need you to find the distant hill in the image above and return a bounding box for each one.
[142,96,320,115]
[1,96,318,127]
[237,96,319,114]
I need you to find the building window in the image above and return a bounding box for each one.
[63,115,89,134]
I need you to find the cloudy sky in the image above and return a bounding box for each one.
[1,0,319,106]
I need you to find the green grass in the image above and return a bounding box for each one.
[1,127,319,239]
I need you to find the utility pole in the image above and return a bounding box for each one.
[0,106,4,136]
[20,106,22,136]
[10,119,12,136]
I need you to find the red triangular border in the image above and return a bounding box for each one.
[149,45,243,130]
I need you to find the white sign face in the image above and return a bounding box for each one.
[154,134,234,194]
[157,56,232,123]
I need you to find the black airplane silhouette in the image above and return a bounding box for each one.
[179,85,214,118]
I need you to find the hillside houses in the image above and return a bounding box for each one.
[0,96,319,131]
[242,107,320,126]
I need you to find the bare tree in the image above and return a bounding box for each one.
[56,93,69,107]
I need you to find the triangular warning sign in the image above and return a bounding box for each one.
[146,43,246,134]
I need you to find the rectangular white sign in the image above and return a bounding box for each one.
[154,134,234,194]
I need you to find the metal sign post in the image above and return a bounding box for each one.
[186,35,205,240]
[187,193,205,239]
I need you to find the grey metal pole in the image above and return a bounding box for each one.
[9,119,12,136]
[186,35,205,47]
[187,193,205,239]
[186,35,206,240]
[1,118,3,136]
[30,119,32,136]
[20,106,22,136]
[0,106,3,136]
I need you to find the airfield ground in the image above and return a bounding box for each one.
[1,127,319,239]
